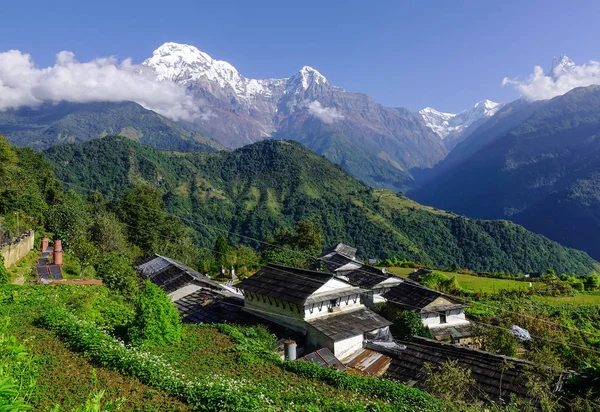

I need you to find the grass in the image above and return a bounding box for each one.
[385,267,530,293]
[532,292,600,307]
[144,324,380,407]
[1,285,188,411]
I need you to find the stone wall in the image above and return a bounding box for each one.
[2,230,35,268]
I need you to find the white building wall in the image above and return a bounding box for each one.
[421,310,468,327]
[333,335,364,358]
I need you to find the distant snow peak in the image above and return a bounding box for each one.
[286,66,327,93]
[143,42,285,100]
[419,99,503,139]
[549,55,576,79]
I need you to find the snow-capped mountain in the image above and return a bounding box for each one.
[142,42,447,191]
[548,55,576,79]
[419,100,504,148]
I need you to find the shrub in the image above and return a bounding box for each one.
[128,280,182,347]
[423,360,475,404]
[0,255,8,284]
[392,310,434,341]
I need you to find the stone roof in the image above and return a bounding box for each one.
[383,281,467,313]
[136,255,223,294]
[237,264,363,306]
[307,308,392,341]
[373,337,568,403]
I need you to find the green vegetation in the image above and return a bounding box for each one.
[128,280,183,347]
[386,267,530,293]
[392,310,434,341]
[0,101,223,152]
[45,136,599,274]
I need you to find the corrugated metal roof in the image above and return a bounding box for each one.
[341,348,391,377]
[299,348,346,371]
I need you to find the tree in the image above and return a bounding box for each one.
[293,221,324,252]
[96,253,138,298]
[423,360,475,403]
[46,201,91,247]
[392,310,433,340]
[128,280,182,347]
[584,273,600,291]
[483,327,519,357]
[71,237,100,276]
[119,186,166,254]
[90,211,128,254]
[213,234,234,268]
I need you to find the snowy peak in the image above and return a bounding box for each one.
[143,42,285,100]
[548,55,576,79]
[286,66,328,93]
[419,99,504,139]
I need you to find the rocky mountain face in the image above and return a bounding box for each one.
[142,42,447,191]
[411,85,600,260]
[419,100,504,149]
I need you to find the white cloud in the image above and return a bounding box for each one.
[0,49,201,121]
[502,61,600,101]
[306,100,344,124]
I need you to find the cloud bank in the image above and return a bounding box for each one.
[503,60,600,101]
[306,100,344,124]
[0,50,200,120]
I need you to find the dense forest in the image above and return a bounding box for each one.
[44,135,599,275]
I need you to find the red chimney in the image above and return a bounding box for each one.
[41,237,49,251]
[53,239,63,265]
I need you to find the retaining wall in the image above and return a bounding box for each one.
[2,230,35,268]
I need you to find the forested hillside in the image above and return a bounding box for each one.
[45,136,599,274]
[411,85,600,260]
[0,101,224,152]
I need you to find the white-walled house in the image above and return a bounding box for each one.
[383,281,473,344]
[320,246,403,306]
[237,264,392,358]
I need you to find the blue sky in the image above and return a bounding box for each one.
[2,0,599,112]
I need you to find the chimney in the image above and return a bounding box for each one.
[41,237,49,251]
[53,239,63,265]
[284,340,297,361]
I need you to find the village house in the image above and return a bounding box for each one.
[136,254,240,302]
[237,264,392,358]
[320,243,403,306]
[383,280,473,344]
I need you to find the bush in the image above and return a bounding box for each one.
[128,280,183,347]
[392,310,434,341]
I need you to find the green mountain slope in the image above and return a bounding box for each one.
[0,101,224,152]
[411,86,600,260]
[45,136,599,274]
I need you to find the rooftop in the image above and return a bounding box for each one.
[383,281,467,313]
[373,337,568,403]
[237,264,364,305]
[136,254,224,294]
[307,308,392,341]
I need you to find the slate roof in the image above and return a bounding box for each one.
[429,323,475,341]
[237,264,364,306]
[325,243,357,259]
[136,255,223,294]
[307,308,392,341]
[383,281,467,313]
[320,250,400,289]
[341,265,400,289]
[374,337,568,403]
[320,253,357,272]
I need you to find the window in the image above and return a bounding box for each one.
[440,313,447,324]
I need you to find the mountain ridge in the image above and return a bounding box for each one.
[44,135,599,274]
